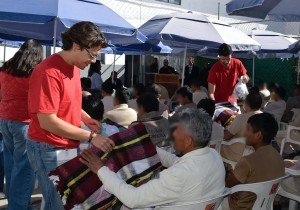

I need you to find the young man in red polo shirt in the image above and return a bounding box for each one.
[208,43,249,104]
[26,22,114,210]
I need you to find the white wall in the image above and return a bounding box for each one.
[0,46,18,66]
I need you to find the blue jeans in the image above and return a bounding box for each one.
[26,139,64,210]
[0,134,4,192]
[0,119,35,210]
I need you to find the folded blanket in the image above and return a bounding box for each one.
[214,106,237,127]
[49,122,162,210]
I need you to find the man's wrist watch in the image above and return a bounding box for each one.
[88,131,95,143]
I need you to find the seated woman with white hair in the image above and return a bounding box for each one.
[80,108,225,209]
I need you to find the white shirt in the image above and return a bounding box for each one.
[90,72,103,90]
[97,147,225,209]
[259,89,270,98]
[193,90,208,105]
[264,100,286,122]
[102,96,114,113]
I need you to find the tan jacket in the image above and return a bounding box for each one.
[103,104,137,128]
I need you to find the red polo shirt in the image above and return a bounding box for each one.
[208,58,247,103]
[28,54,82,148]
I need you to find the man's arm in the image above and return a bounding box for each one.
[208,83,216,101]
[38,113,91,142]
[81,109,91,123]
[226,157,249,187]
[225,171,241,187]
[238,60,249,83]
[98,165,182,209]
[224,115,240,141]
[37,113,114,151]
[156,147,179,168]
[241,74,249,84]
[81,109,100,133]
[223,129,234,141]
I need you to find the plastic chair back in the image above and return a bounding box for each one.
[280,125,300,155]
[156,189,230,210]
[220,137,254,169]
[230,175,289,210]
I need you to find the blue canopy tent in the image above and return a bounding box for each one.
[139,12,260,85]
[113,42,172,55]
[0,0,147,49]
[244,30,298,58]
[226,0,300,22]
[288,40,300,55]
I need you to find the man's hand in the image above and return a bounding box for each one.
[91,135,115,153]
[80,149,106,173]
[84,117,100,133]
[241,75,249,84]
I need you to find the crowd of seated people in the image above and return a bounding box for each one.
[78,67,300,210]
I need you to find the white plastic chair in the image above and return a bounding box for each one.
[156,189,230,210]
[291,108,300,121]
[219,137,254,169]
[230,174,290,210]
[280,125,300,155]
[277,168,300,210]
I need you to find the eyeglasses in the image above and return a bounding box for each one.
[85,48,99,60]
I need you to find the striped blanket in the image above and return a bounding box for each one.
[49,122,162,210]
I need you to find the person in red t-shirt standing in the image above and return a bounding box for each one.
[0,40,43,210]
[208,43,249,104]
[26,22,114,210]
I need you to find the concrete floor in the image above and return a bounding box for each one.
[0,187,42,210]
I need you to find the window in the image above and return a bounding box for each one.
[156,0,181,5]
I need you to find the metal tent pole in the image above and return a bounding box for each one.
[3,40,6,63]
[113,53,116,72]
[181,44,187,86]
[131,55,134,87]
[53,17,58,53]
[252,54,255,87]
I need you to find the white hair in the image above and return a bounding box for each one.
[179,108,212,147]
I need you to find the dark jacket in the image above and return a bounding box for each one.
[104,77,123,89]
[184,65,200,86]
[159,66,178,74]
